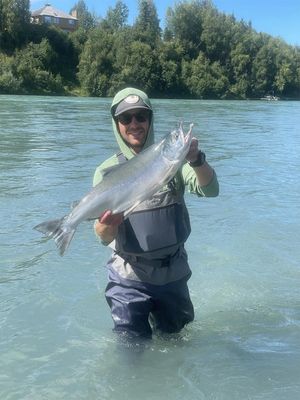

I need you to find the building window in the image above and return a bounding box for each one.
[68,19,75,25]
[44,16,59,24]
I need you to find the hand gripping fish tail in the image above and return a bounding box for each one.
[34,217,75,256]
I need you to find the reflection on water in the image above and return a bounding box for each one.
[0,95,300,400]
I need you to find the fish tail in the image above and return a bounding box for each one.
[34,217,75,256]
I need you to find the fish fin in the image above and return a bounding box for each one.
[33,217,75,256]
[34,218,65,236]
[71,200,80,210]
[123,201,142,219]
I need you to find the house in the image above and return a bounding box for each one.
[31,4,78,33]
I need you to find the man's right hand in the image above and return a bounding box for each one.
[95,210,123,244]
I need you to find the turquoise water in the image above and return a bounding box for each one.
[1,95,300,399]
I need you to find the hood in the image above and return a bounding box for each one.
[110,87,154,160]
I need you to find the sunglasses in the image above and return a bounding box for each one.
[117,111,150,125]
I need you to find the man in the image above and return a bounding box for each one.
[93,87,219,339]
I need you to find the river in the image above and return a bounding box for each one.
[1,95,300,399]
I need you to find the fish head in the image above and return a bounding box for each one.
[162,122,194,162]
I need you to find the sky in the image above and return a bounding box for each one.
[29,0,300,47]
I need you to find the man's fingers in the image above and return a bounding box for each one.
[98,210,112,224]
[98,210,123,225]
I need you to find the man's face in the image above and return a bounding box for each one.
[116,109,150,153]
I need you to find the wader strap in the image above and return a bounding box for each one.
[117,152,127,164]
[118,247,181,268]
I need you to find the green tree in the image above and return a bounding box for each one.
[0,0,31,50]
[164,0,211,59]
[0,53,22,93]
[77,28,115,96]
[251,35,278,97]
[200,8,235,64]
[108,41,160,95]
[44,26,78,81]
[107,26,135,93]
[156,40,185,95]
[13,39,64,93]
[133,0,161,47]
[104,0,129,32]
[182,51,229,98]
[229,42,252,98]
[116,40,161,94]
[272,41,298,96]
[70,0,97,31]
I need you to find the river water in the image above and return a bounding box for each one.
[1,95,300,399]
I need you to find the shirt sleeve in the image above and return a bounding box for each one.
[92,155,119,245]
[93,166,103,187]
[92,155,119,187]
[181,162,219,197]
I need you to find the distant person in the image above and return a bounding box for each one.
[93,87,219,339]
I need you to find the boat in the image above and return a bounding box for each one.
[260,95,280,101]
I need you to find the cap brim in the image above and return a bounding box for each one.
[114,104,151,116]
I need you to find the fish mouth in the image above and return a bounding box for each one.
[176,121,193,145]
[184,123,194,144]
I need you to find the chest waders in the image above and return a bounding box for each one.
[105,152,194,338]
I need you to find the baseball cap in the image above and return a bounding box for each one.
[114,95,151,116]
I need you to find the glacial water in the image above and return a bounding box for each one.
[0,95,300,400]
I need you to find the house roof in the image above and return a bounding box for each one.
[31,4,77,20]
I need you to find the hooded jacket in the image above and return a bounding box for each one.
[93,88,219,284]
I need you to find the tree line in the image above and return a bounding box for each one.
[1,0,299,99]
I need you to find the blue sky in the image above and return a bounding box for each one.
[30,0,300,46]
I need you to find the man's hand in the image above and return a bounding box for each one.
[98,210,123,225]
[95,210,123,244]
[185,136,215,186]
[186,137,199,163]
